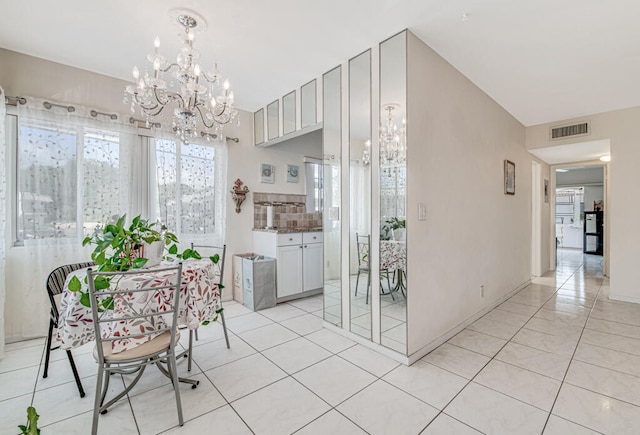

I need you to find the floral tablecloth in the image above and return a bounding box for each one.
[380,240,406,271]
[58,259,221,353]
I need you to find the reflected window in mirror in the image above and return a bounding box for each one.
[305,160,323,212]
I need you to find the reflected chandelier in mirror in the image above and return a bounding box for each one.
[379,104,406,165]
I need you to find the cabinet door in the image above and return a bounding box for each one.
[277,245,303,298]
[303,242,323,291]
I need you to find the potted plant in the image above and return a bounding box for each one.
[381,217,406,241]
[18,406,39,435]
[68,214,202,308]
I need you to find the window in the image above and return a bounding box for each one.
[13,102,226,245]
[17,120,124,241]
[305,161,323,213]
[380,165,406,219]
[155,138,217,237]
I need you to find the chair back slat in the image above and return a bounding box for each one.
[356,234,370,268]
[87,263,183,361]
[190,243,226,288]
[47,262,96,297]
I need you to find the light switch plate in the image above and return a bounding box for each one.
[418,203,427,221]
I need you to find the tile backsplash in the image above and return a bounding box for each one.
[253,192,322,229]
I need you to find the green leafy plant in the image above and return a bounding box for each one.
[381,217,406,241]
[69,214,203,309]
[18,406,40,435]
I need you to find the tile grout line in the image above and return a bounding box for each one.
[539,257,606,434]
[418,257,586,433]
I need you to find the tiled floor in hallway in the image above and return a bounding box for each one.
[2,249,639,434]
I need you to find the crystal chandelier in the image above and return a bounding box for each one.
[125,9,238,143]
[362,139,371,166]
[379,104,407,165]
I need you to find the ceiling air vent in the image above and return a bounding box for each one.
[550,122,590,140]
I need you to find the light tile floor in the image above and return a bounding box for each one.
[3,249,640,434]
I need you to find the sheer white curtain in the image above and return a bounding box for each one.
[4,97,140,342]
[0,87,6,357]
[149,134,227,247]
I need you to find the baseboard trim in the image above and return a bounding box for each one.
[608,293,640,304]
[406,279,532,365]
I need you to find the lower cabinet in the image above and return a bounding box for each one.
[302,241,323,291]
[276,244,303,298]
[253,231,323,299]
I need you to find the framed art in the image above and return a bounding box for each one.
[287,164,299,183]
[544,179,549,203]
[504,160,515,195]
[261,163,275,183]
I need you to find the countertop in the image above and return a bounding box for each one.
[252,227,323,234]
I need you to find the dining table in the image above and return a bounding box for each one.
[57,258,222,353]
[380,240,407,297]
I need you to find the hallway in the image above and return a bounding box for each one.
[422,248,639,433]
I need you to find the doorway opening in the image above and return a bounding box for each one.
[553,164,607,273]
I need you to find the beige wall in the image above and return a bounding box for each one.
[0,48,314,340]
[526,106,640,303]
[405,32,541,356]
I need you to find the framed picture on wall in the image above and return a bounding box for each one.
[544,179,549,203]
[261,163,275,183]
[287,164,299,183]
[504,160,515,195]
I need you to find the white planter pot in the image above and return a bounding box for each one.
[142,241,164,267]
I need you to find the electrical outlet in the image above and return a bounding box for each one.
[480,285,485,297]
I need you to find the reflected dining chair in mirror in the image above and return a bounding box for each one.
[355,234,391,304]
[87,263,196,435]
[355,233,371,303]
[44,261,95,398]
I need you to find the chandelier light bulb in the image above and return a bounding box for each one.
[187,30,195,41]
[132,66,140,80]
[194,64,201,76]
[154,36,160,49]
[223,79,230,90]
[138,78,145,90]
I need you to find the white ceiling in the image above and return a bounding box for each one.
[1,0,639,126]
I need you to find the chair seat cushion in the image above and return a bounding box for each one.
[93,330,180,362]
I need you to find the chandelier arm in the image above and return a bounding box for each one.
[212,102,228,118]
[133,94,160,112]
[194,103,215,129]
[160,63,180,74]
[138,102,167,118]
[199,71,219,84]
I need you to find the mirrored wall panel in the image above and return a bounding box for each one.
[254,108,264,145]
[301,80,317,129]
[283,91,296,135]
[349,50,372,340]
[379,32,407,353]
[323,66,342,327]
[267,100,279,140]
